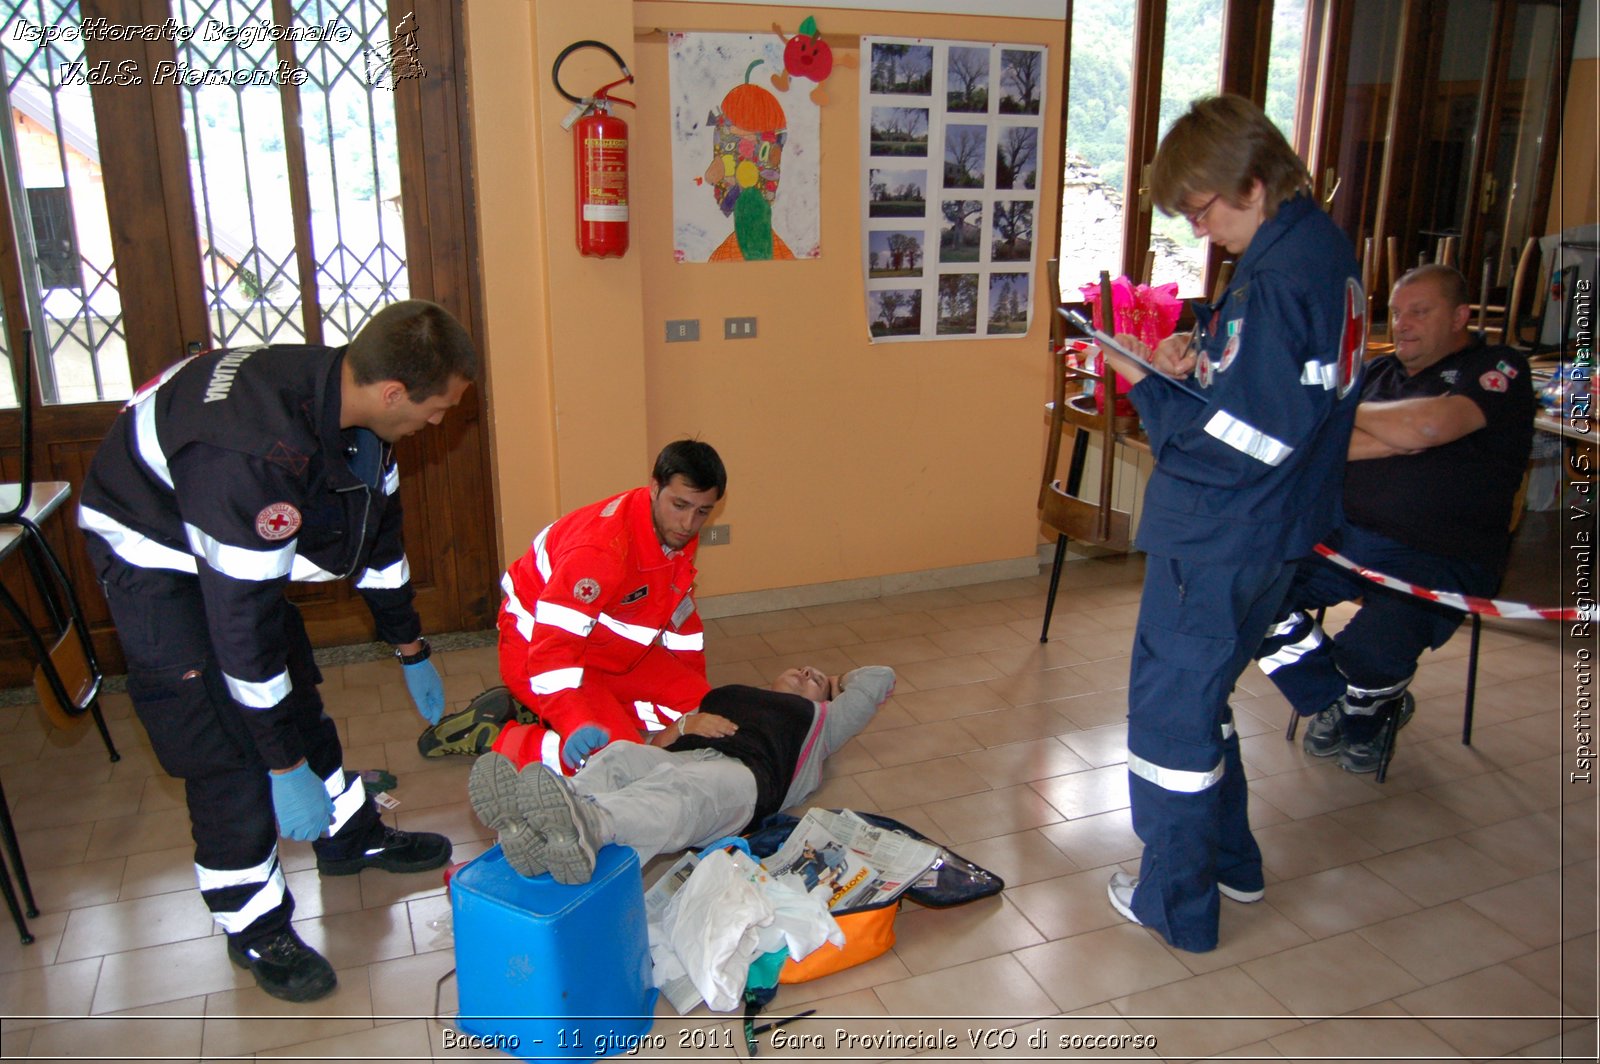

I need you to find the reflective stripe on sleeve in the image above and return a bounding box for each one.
[355,556,411,590]
[1126,749,1225,793]
[224,668,291,709]
[185,523,295,581]
[540,728,564,773]
[532,524,554,581]
[1301,360,1340,390]
[502,573,535,640]
[1221,720,1236,740]
[289,555,339,582]
[78,505,198,573]
[661,629,703,651]
[133,395,174,489]
[1203,410,1293,467]
[536,600,598,638]
[598,613,659,646]
[634,700,668,731]
[383,464,400,496]
[530,666,583,695]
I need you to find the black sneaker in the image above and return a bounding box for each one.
[316,826,452,876]
[1301,701,1345,757]
[227,929,337,1002]
[417,687,521,758]
[1339,692,1415,774]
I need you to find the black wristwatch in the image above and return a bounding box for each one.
[394,636,431,666]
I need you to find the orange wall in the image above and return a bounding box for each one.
[467,0,651,564]
[468,0,1064,596]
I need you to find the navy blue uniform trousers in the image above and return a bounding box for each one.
[1255,524,1497,721]
[1127,557,1295,952]
[92,546,381,947]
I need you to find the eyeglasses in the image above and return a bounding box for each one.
[1182,193,1221,227]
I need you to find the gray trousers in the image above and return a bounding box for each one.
[573,744,757,865]
[572,666,895,865]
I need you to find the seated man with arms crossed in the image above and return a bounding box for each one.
[1254,265,1535,772]
[468,665,896,883]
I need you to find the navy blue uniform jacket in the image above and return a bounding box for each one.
[1130,195,1365,563]
[79,346,419,768]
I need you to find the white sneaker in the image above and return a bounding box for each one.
[1218,882,1265,903]
[1107,870,1142,925]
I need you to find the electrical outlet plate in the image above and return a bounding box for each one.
[665,319,700,343]
[701,524,731,546]
[723,317,757,340]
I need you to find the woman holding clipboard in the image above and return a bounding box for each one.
[1095,95,1365,953]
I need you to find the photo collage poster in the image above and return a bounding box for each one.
[859,37,1047,342]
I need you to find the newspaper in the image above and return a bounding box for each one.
[763,809,941,912]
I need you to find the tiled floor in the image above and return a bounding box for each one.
[0,553,1594,1061]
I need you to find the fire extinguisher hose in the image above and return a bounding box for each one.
[553,39,633,105]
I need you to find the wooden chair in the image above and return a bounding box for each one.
[0,329,120,945]
[1471,238,1540,348]
[1038,264,1136,642]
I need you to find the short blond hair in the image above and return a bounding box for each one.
[1393,264,1470,308]
[1150,95,1311,219]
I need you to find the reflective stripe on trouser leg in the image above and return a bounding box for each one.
[324,767,367,836]
[196,848,288,935]
[1254,608,1345,717]
[1128,771,1223,951]
[1127,558,1292,952]
[1343,672,1413,715]
[93,559,300,945]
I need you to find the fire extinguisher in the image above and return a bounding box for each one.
[555,40,636,258]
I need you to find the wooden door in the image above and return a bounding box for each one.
[0,0,496,685]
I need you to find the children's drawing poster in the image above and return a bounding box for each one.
[860,37,1046,341]
[669,32,822,262]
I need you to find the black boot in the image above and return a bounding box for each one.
[317,825,452,876]
[227,928,337,1002]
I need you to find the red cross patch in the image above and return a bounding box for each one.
[1335,277,1364,399]
[1478,370,1508,393]
[574,577,601,604]
[255,503,301,541]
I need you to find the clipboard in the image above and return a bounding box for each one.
[1057,307,1209,402]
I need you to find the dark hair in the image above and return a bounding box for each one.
[1393,264,1470,308]
[346,300,477,401]
[1150,94,1311,220]
[652,439,726,497]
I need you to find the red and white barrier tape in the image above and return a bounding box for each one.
[1312,543,1595,623]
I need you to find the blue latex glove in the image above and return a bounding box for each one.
[403,658,445,725]
[270,762,333,842]
[561,724,608,771]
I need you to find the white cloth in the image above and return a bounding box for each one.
[660,848,773,1011]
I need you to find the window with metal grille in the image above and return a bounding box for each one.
[174,0,409,349]
[0,0,410,406]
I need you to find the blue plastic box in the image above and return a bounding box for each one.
[452,843,657,1061]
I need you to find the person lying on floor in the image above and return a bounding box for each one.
[468,665,896,884]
